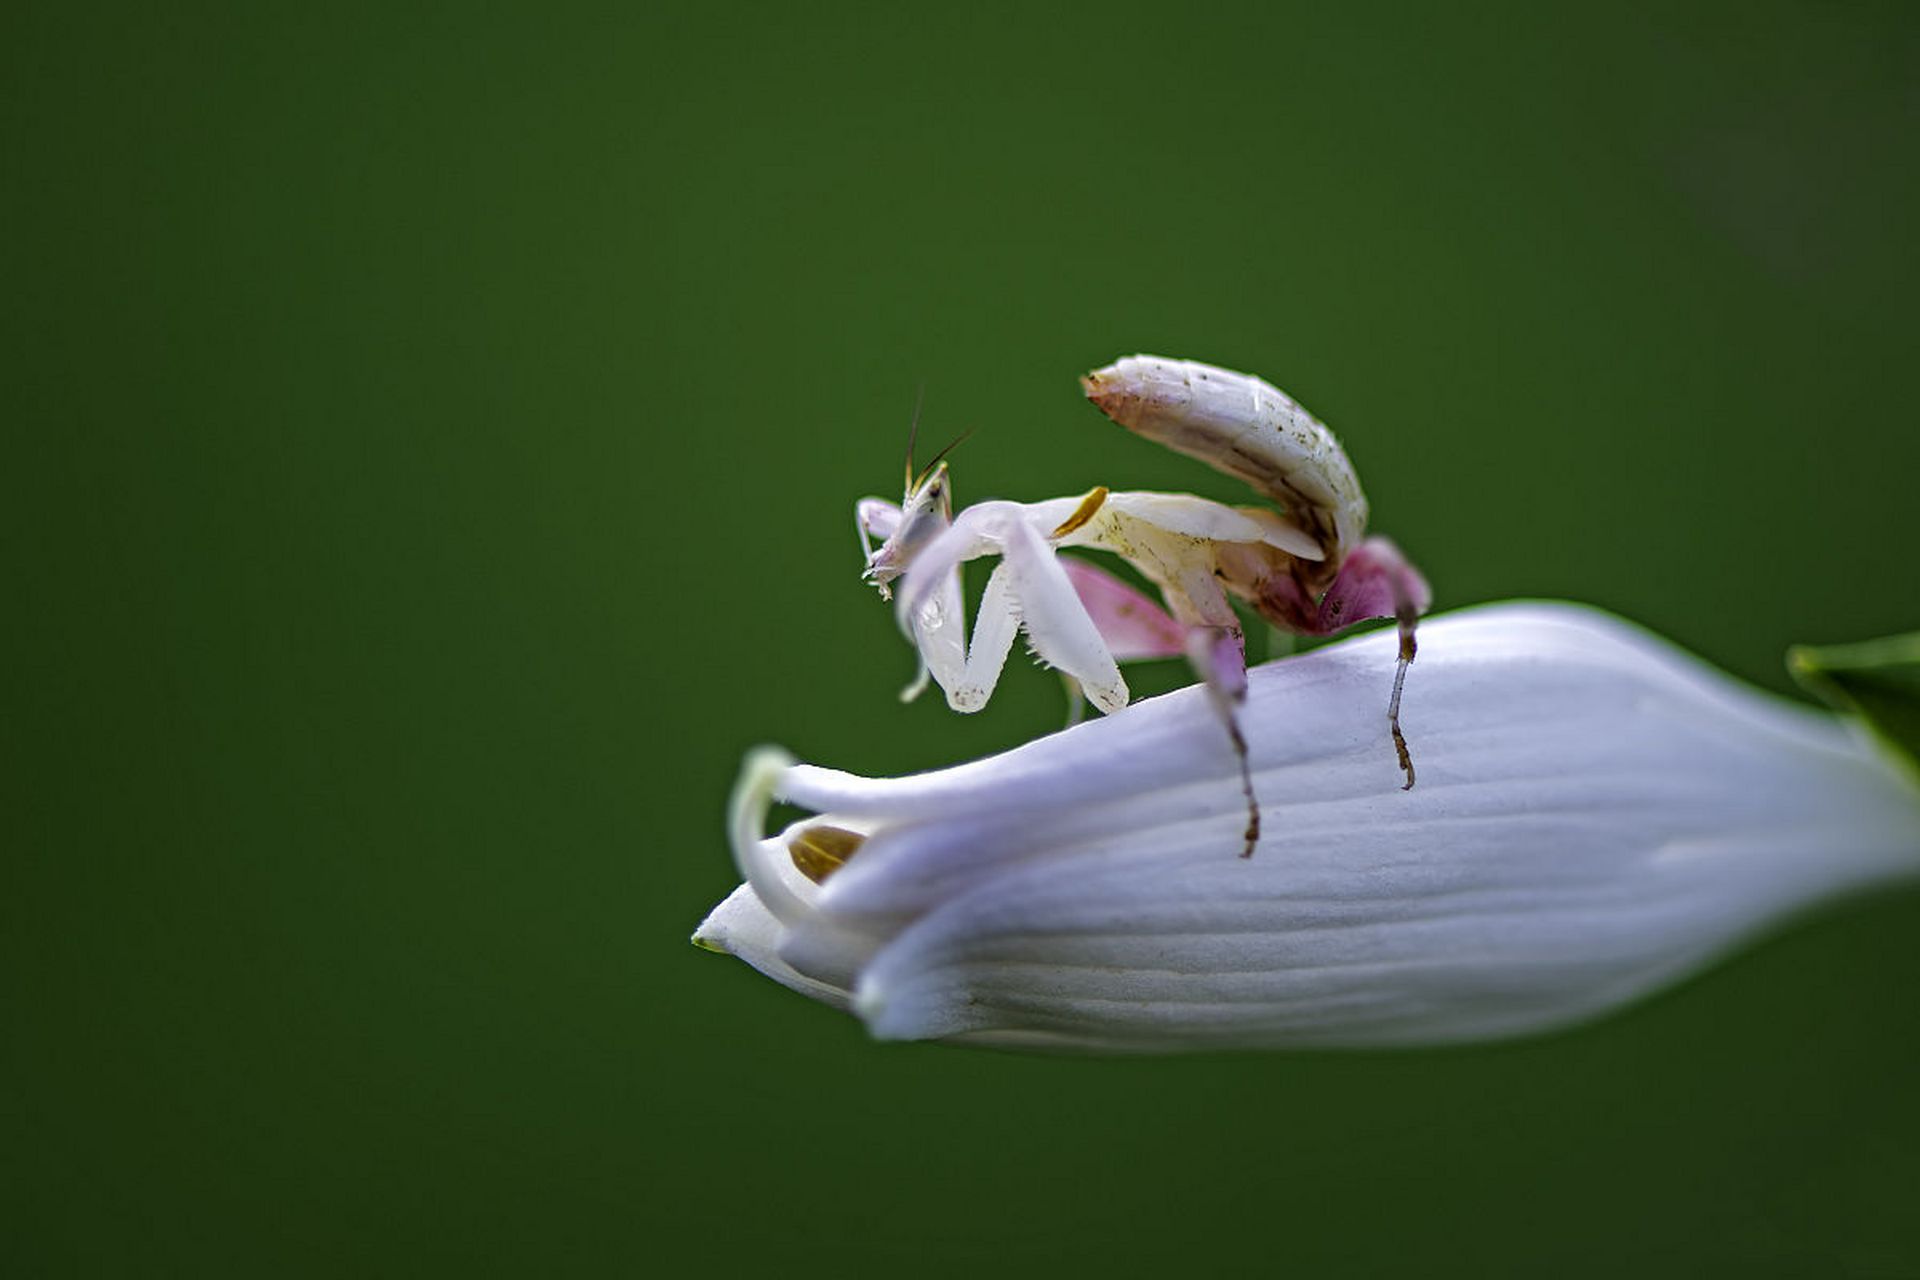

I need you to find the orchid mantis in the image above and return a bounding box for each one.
[855,356,1431,856]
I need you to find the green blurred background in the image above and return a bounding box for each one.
[9,2,1919,1274]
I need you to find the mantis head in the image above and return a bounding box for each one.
[861,459,952,597]
[859,424,972,600]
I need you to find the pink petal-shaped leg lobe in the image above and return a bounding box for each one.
[1317,537,1430,636]
[1058,557,1187,660]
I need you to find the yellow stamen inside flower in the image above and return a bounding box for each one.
[788,825,866,884]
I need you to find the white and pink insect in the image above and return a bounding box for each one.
[855,355,1431,856]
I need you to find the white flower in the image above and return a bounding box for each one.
[693,603,1920,1052]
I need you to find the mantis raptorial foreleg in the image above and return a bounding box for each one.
[1235,534,1430,787]
[901,502,1130,715]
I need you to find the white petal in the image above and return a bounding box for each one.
[701,603,1920,1052]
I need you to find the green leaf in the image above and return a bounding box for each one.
[1788,632,1920,774]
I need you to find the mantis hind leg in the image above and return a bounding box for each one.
[1185,625,1260,857]
[951,560,1022,711]
[1317,537,1431,789]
